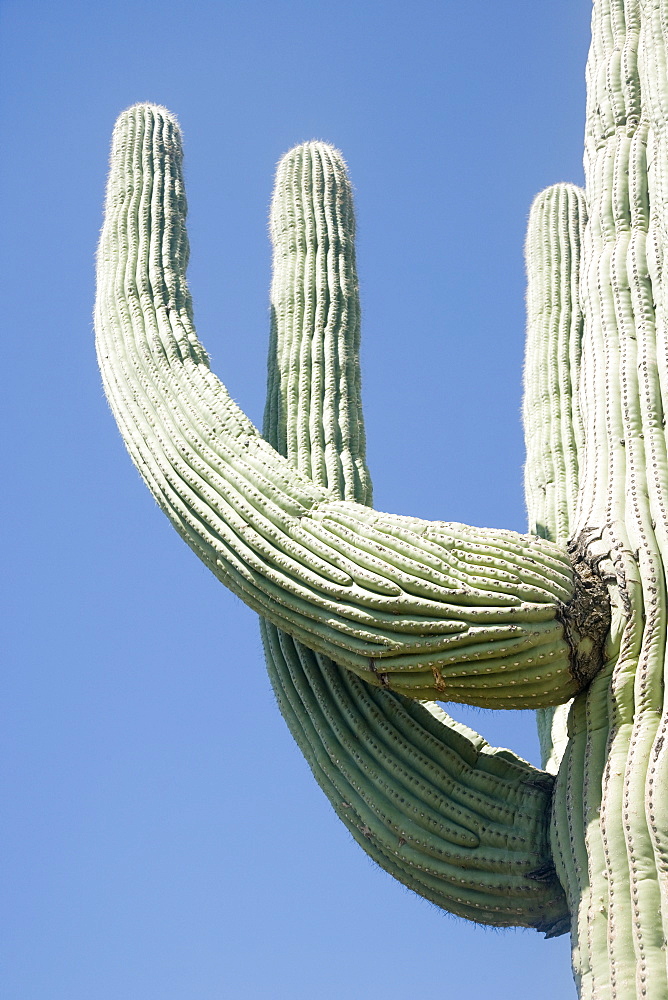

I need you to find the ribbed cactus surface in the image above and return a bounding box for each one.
[96,105,604,709]
[261,141,568,933]
[94,1,668,996]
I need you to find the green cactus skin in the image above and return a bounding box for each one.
[93,1,668,994]
[260,142,568,934]
[95,104,605,710]
[524,183,588,778]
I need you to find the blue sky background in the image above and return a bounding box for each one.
[3,2,592,997]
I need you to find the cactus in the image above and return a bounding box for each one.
[94,1,668,995]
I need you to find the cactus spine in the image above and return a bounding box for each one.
[94,1,668,995]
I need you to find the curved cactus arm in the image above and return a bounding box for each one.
[523,183,588,774]
[95,104,608,709]
[259,142,568,934]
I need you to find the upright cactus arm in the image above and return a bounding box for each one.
[523,183,588,775]
[95,104,608,710]
[524,183,587,549]
[264,142,371,507]
[539,3,668,995]
[264,625,570,932]
[259,142,569,934]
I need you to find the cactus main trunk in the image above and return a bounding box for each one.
[93,1,668,996]
[524,3,668,995]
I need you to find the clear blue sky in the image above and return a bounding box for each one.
[2,2,592,997]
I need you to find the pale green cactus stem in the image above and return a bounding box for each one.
[524,183,586,550]
[95,105,604,710]
[525,2,668,996]
[260,141,568,933]
[94,0,668,995]
[524,183,588,776]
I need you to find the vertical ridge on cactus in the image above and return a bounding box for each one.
[524,183,586,549]
[94,1,668,995]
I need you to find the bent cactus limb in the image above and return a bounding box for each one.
[95,104,605,709]
[94,0,668,994]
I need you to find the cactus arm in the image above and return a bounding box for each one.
[535,698,570,778]
[264,142,371,507]
[523,183,588,775]
[258,142,569,933]
[524,183,587,548]
[95,104,607,709]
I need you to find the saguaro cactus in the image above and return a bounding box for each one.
[94,1,668,995]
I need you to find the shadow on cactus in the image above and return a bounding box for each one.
[95,2,668,995]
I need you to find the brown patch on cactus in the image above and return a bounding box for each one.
[556,529,612,689]
[431,667,447,693]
